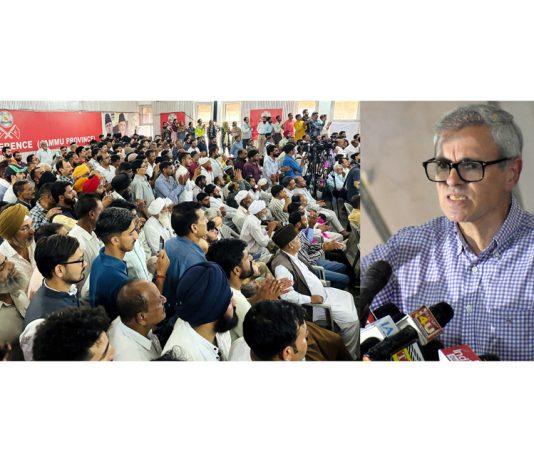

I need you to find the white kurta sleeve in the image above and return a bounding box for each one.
[249,221,270,248]
[275,265,312,305]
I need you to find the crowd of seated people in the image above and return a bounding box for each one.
[0,111,360,361]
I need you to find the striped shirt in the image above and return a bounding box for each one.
[268,197,288,224]
[361,197,534,361]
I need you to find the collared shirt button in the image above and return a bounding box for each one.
[465,305,473,313]
[493,251,500,258]
[472,266,478,274]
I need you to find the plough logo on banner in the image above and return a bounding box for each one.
[0,111,21,141]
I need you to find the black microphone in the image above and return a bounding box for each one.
[365,302,454,361]
[370,302,404,323]
[365,326,420,361]
[359,260,392,321]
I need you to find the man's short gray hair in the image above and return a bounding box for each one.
[433,104,523,160]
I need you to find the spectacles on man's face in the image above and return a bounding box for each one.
[422,157,515,183]
[61,257,85,266]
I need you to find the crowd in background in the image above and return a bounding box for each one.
[0,108,361,361]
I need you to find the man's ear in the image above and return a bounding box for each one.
[280,346,293,361]
[506,158,522,191]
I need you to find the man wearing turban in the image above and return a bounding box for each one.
[0,204,36,295]
[161,261,237,361]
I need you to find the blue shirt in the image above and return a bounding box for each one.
[163,236,207,313]
[231,141,243,158]
[281,155,303,177]
[89,248,129,319]
[362,198,534,360]
[155,174,184,202]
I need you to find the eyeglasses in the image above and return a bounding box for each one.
[422,157,516,183]
[61,257,85,265]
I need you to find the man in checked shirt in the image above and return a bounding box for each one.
[362,104,534,360]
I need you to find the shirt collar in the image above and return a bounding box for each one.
[452,196,520,258]
[44,279,78,296]
[117,318,155,351]
[100,247,127,268]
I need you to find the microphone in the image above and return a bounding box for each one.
[359,260,392,321]
[439,345,480,361]
[439,345,501,361]
[368,302,405,324]
[365,326,421,361]
[360,315,399,357]
[390,343,425,361]
[365,302,454,361]
[395,302,454,346]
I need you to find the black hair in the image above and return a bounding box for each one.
[243,300,305,361]
[74,193,101,218]
[116,162,132,174]
[271,184,284,198]
[206,238,247,278]
[34,223,65,243]
[194,175,206,186]
[36,182,54,200]
[55,157,66,172]
[206,220,217,232]
[350,195,360,209]
[178,151,190,164]
[266,145,277,156]
[108,199,137,211]
[50,181,71,203]
[37,172,57,189]
[287,203,301,215]
[13,180,30,199]
[34,234,80,279]
[247,149,259,159]
[288,210,304,226]
[75,146,84,155]
[95,207,135,244]
[283,143,296,154]
[160,161,172,170]
[131,159,145,172]
[171,201,202,237]
[281,176,294,188]
[110,154,121,164]
[196,192,208,202]
[33,306,111,361]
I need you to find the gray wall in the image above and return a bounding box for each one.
[360,101,534,257]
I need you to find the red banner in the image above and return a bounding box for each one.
[160,112,186,132]
[250,108,283,140]
[0,110,102,153]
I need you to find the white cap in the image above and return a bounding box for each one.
[147,197,166,216]
[235,190,252,205]
[198,157,211,166]
[248,200,266,216]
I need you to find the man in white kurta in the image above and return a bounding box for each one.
[271,225,359,359]
[239,200,277,263]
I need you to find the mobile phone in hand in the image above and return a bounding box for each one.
[159,237,165,251]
